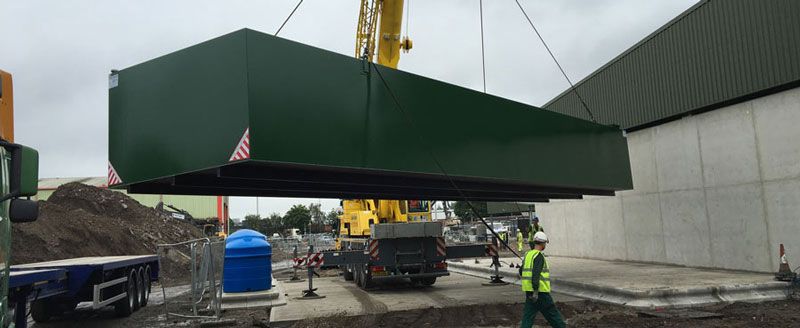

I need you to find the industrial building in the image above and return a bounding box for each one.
[536,0,800,272]
[37,177,229,220]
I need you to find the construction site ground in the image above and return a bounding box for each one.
[22,270,800,327]
[449,254,788,308]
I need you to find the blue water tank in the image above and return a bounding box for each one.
[223,229,272,293]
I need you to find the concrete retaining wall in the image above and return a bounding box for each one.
[538,86,800,272]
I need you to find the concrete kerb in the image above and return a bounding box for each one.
[447,261,789,309]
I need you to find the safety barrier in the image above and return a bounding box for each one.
[156,237,225,320]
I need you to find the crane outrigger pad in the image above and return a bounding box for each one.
[109,29,632,201]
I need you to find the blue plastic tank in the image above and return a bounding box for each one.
[223,229,272,293]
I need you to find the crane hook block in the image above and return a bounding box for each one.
[401,37,413,53]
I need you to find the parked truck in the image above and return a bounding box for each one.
[329,199,493,288]
[1,70,159,328]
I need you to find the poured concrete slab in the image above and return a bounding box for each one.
[448,256,788,309]
[269,272,578,327]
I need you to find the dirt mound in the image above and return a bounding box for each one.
[10,182,205,280]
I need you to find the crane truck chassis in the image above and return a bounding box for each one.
[325,222,495,288]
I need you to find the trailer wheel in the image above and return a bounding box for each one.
[137,267,149,307]
[31,300,53,322]
[342,265,354,281]
[133,268,142,311]
[140,265,152,307]
[114,269,139,317]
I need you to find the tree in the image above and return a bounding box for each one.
[283,204,311,231]
[227,218,239,234]
[242,214,266,234]
[452,201,488,222]
[309,203,325,224]
[325,209,340,226]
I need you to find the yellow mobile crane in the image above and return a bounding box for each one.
[338,1,427,241]
[329,1,497,290]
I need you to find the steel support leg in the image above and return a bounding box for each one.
[483,237,509,286]
[298,245,325,300]
[289,245,304,282]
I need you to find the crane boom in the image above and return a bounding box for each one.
[355,0,410,69]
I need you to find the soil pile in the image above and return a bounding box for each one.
[10,182,205,280]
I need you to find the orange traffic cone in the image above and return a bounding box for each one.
[776,244,796,281]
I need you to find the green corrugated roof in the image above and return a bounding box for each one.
[544,0,800,130]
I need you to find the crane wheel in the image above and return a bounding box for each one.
[343,265,354,281]
[357,265,374,289]
[420,277,436,286]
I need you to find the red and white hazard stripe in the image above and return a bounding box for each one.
[368,240,380,260]
[294,253,325,268]
[307,252,324,267]
[436,237,447,257]
[292,257,307,268]
[229,127,251,162]
[108,162,123,186]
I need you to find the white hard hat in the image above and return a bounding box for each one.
[533,231,549,243]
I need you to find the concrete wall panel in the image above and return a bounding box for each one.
[534,86,799,272]
[565,200,593,258]
[763,179,800,271]
[698,103,760,188]
[591,197,626,260]
[659,190,711,267]
[655,118,703,192]
[538,202,569,255]
[623,129,658,194]
[705,183,771,271]
[752,88,800,181]
[622,194,666,262]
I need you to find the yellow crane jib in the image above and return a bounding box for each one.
[356,0,412,68]
[340,0,426,248]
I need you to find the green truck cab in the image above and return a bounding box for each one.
[1,70,41,327]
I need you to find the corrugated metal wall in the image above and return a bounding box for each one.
[545,0,800,130]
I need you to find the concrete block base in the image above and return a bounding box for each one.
[221,279,287,310]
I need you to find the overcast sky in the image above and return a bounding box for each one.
[1,0,698,218]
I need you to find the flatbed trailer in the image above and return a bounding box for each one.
[7,255,159,328]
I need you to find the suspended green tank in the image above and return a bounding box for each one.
[108,28,632,201]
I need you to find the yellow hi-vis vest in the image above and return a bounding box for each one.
[521,250,551,293]
[528,225,544,242]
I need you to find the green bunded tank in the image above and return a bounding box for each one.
[108,28,632,201]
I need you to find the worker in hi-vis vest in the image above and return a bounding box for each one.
[527,216,544,244]
[516,229,524,252]
[519,231,565,328]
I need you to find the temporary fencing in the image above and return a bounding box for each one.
[157,237,225,320]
